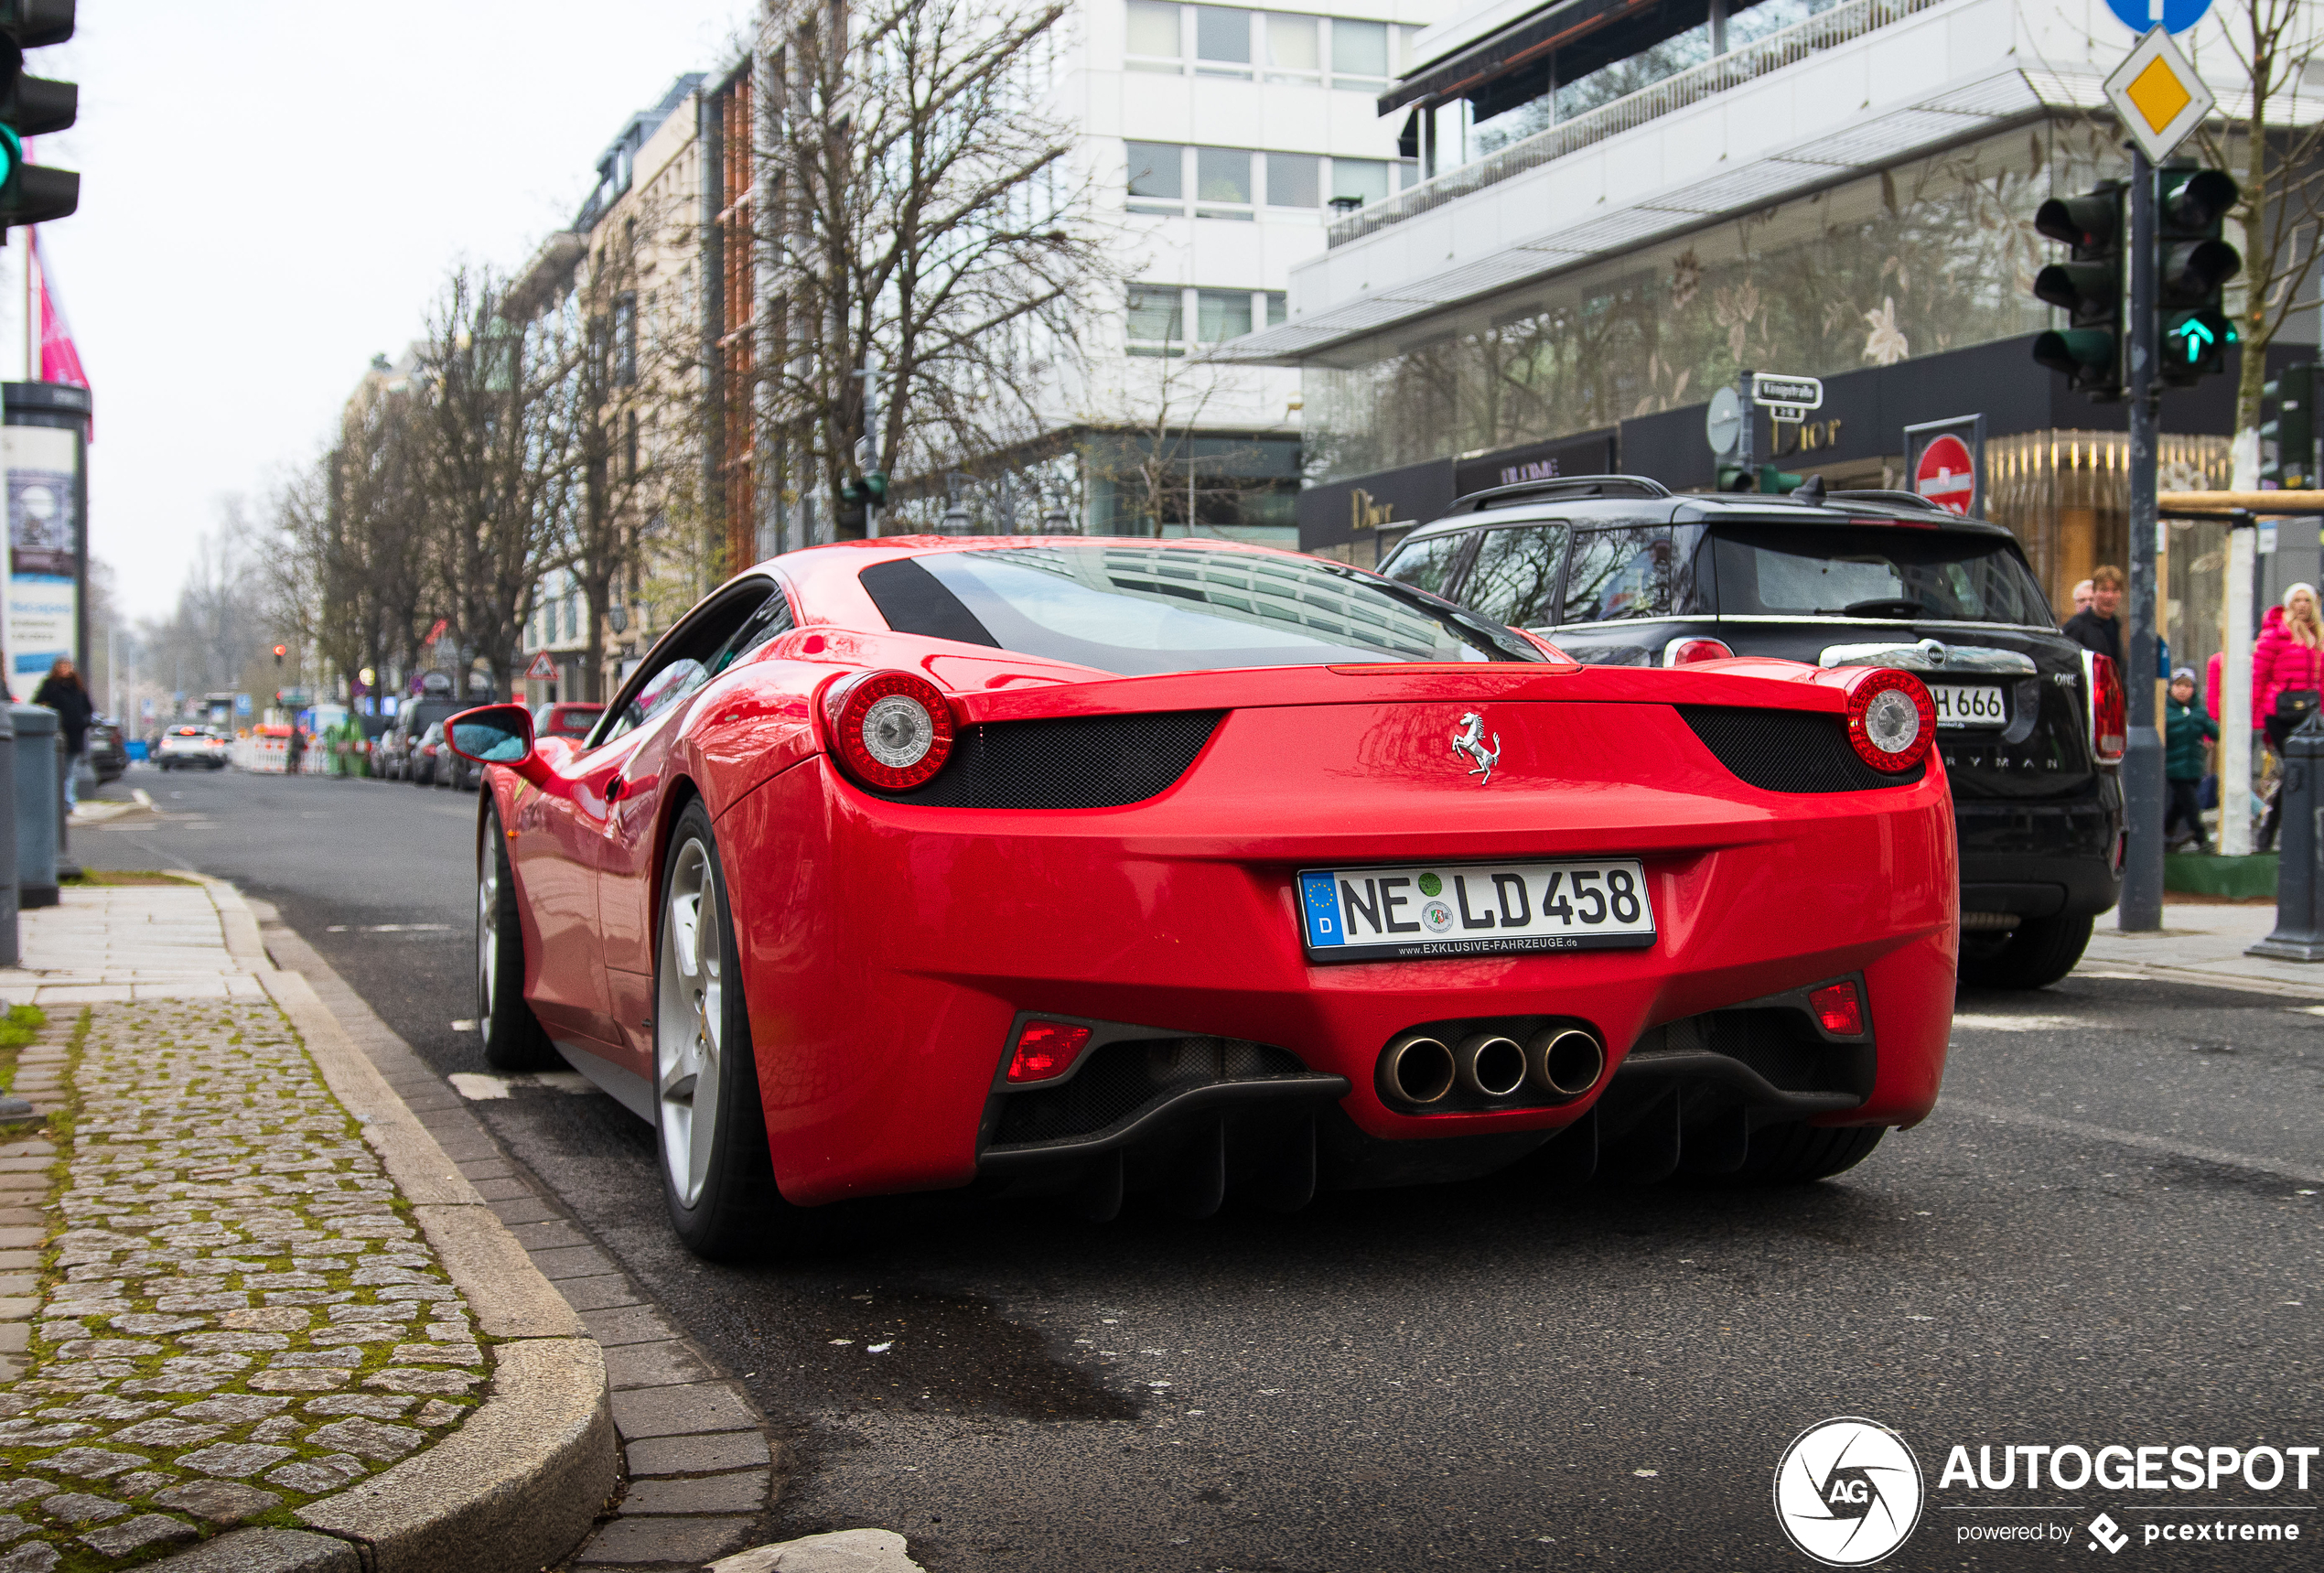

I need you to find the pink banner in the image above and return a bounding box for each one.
[32,232,89,394]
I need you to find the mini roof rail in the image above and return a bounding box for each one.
[1828,489,1954,514]
[1456,474,1673,512]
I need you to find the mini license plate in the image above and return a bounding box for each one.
[1930,684,2007,728]
[1296,859,1656,963]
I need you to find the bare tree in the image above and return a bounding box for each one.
[2193,0,2324,474]
[756,0,1114,541]
[411,266,589,696]
[143,509,276,702]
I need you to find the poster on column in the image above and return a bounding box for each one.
[5,424,81,697]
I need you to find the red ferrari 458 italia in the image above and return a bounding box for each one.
[447,535,1956,1257]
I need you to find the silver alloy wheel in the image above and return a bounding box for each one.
[477,830,499,1021]
[656,836,723,1209]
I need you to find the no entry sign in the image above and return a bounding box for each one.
[1915,435,1976,513]
[1904,415,1986,519]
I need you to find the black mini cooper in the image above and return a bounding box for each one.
[1375,474,2125,989]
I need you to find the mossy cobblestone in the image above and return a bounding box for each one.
[0,1002,487,1572]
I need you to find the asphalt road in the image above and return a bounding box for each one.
[79,766,2324,1572]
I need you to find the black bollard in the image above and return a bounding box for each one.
[8,705,56,910]
[2250,709,2324,961]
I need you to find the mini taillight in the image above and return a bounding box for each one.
[824,670,955,790]
[1843,668,1935,773]
[1006,1020,1092,1083]
[2086,652,2125,765]
[1663,637,1735,666]
[1809,981,1864,1037]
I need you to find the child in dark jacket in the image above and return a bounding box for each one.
[2166,666,2218,853]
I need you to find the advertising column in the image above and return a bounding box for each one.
[2,383,90,701]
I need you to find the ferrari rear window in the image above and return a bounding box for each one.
[869,546,1541,675]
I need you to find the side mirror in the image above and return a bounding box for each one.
[446,704,543,780]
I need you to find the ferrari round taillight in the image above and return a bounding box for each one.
[826,670,955,790]
[2088,652,2126,765]
[1844,668,1935,773]
[1664,637,1735,666]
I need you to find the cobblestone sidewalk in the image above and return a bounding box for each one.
[0,995,487,1570]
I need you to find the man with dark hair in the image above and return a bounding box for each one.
[2063,565,2125,667]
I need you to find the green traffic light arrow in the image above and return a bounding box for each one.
[2179,317,2217,362]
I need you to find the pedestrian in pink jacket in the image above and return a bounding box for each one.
[2254,583,2324,849]
[2254,583,2324,732]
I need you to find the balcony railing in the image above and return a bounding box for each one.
[1327,0,1952,246]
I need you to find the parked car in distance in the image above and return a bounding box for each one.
[533,702,603,741]
[379,696,465,781]
[88,717,128,781]
[1377,474,2123,988]
[411,722,449,787]
[156,725,229,771]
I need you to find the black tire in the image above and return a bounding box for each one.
[1957,911,2093,990]
[477,804,559,1072]
[653,800,813,1259]
[1735,1121,1885,1183]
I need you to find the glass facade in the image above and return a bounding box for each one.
[1305,118,2118,487]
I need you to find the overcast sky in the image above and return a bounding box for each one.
[27,0,752,621]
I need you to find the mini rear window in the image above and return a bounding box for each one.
[866,544,1541,675]
[1711,524,2053,625]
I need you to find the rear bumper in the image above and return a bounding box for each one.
[1955,789,2122,918]
[720,699,1959,1206]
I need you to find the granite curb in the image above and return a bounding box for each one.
[139,879,619,1573]
[252,905,785,1568]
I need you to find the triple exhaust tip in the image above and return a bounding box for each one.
[1381,1026,1604,1108]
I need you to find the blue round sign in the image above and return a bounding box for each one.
[2106,0,2211,32]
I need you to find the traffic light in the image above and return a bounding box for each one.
[0,0,77,230]
[273,644,287,668]
[2155,166,2241,386]
[837,470,889,506]
[1713,461,1801,493]
[2262,365,2316,489]
[2032,183,2125,401]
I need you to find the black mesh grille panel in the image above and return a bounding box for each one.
[993,1037,1307,1146]
[1635,1011,1856,1096]
[1679,706,1924,793]
[867,710,1221,809]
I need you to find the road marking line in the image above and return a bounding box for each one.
[1952,1013,2085,1032]
[1940,1096,2324,1188]
[448,1071,599,1101]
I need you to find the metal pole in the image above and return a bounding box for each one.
[2223,517,2257,855]
[2121,146,2165,932]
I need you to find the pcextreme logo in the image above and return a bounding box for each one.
[1774,1417,1926,1567]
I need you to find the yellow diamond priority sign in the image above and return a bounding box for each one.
[2105,26,2213,165]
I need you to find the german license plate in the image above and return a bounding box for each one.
[1296,859,1656,963]
[1930,684,2007,728]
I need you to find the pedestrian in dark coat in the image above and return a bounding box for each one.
[30,656,92,809]
[2062,565,2125,667]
